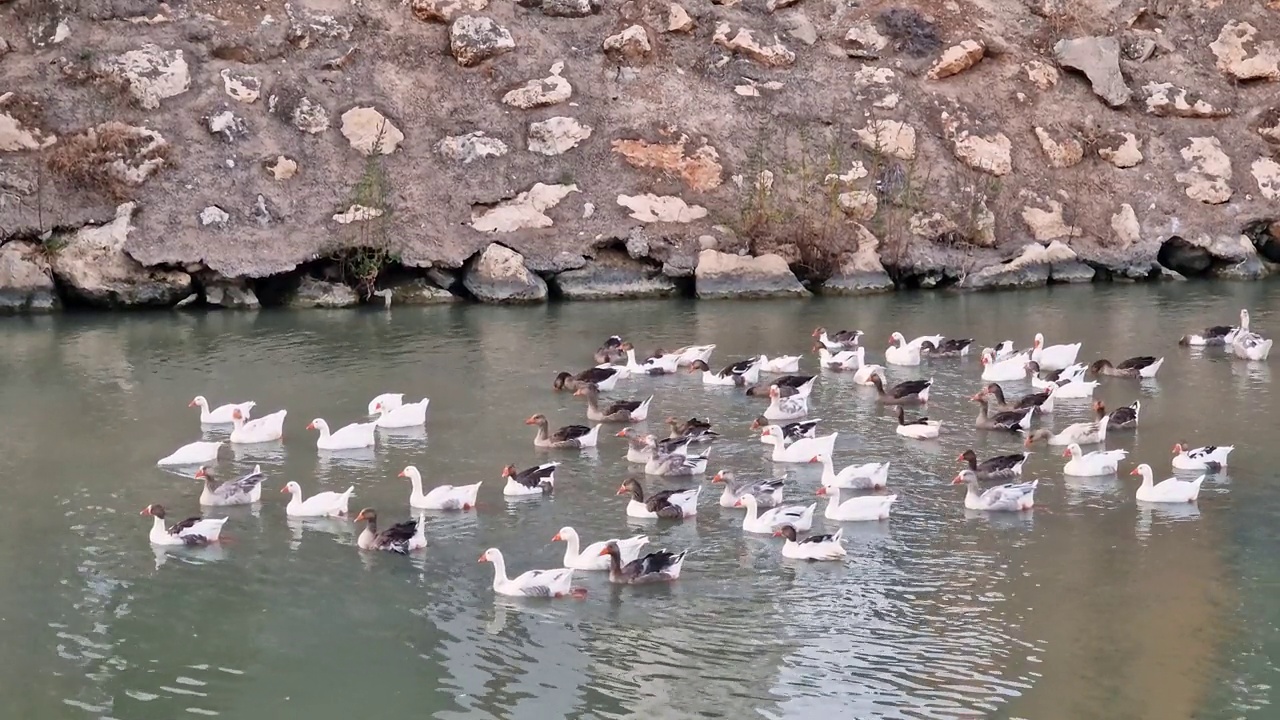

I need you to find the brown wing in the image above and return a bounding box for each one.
[552,424,592,441]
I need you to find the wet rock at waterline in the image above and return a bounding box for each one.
[0,241,59,312]
[695,250,809,299]
[287,277,360,308]
[463,244,548,304]
[378,277,461,305]
[49,204,192,307]
[550,250,677,300]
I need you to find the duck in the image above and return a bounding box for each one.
[157,440,223,467]
[1030,333,1082,372]
[598,543,688,584]
[1098,400,1140,429]
[525,414,600,449]
[1026,361,1097,398]
[885,332,923,366]
[711,470,786,508]
[1179,308,1249,346]
[620,347,679,376]
[869,374,932,405]
[764,386,809,421]
[980,348,1033,382]
[919,338,974,358]
[818,348,885,385]
[671,344,717,367]
[616,478,700,519]
[644,447,709,476]
[735,494,817,534]
[971,392,1035,432]
[1089,356,1164,379]
[399,465,481,510]
[307,418,377,450]
[811,455,890,490]
[373,397,429,429]
[1130,464,1204,503]
[957,449,1027,481]
[1062,444,1127,476]
[951,471,1037,511]
[774,525,846,561]
[281,480,354,517]
[816,486,897,521]
[230,408,287,444]
[553,366,621,392]
[480,547,581,598]
[760,429,838,463]
[753,418,821,444]
[665,417,719,444]
[355,508,427,553]
[688,358,761,386]
[1231,331,1272,361]
[141,504,228,546]
[189,396,255,425]
[758,354,802,373]
[573,383,652,423]
[195,465,266,506]
[984,382,1054,414]
[895,405,941,439]
[366,393,403,416]
[501,462,558,496]
[1023,413,1109,447]
[812,327,862,350]
[553,528,649,571]
[1171,443,1234,472]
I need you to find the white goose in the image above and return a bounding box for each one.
[981,348,1032,382]
[400,465,481,510]
[189,396,255,425]
[230,408,286,444]
[1180,308,1249,347]
[758,354,802,373]
[1171,443,1233,471]
[1031,333,1082,372]
[281,480,354,517]
[885,332,922,366]
[811,455,890,490]
[617,479,700,519]
[673,344,717,367]
[367,393,403,415]
[760,429,837,463]
[157,440,223,466]
[141,504,228,546]
[764,386,808,421]
[374,397,429,428]
[553,527,649,571]
[817,486,897,521]
[1231,331,1272,361]
[307,418,377,451]
[775,525,846,561]
[480,548,579,598]
[1025,414,1109,447]
[952,471,1037,511]
[501,462,558,496]
[1061,444,1127,476]
[735,494,816,534]
[1131,464,1204,503]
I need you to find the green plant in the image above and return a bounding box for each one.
[330,121,397,299]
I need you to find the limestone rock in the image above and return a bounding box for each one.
[1253,157,1280,200]
[523,251,587,274]
[1142,83,1230,118]
[0,93,57,151]
[1111,204,1141,245]
[668,4,694,33]
[288,277,359,308]
[928,40,985,80]
[551,250,677,300]
[333,205,384,224]
[1258,108,1280,144]
[502,62,572,109]
[821,225,893,295]
[219,69,261,103]
[205,279,260,309]
[270,87,331,134]
[1024,60,1059,89]
[1021,200,1081,241]
[1053,37,1131,107]
[449,16,515,67]
[781,12,816,46]
[437,131,510,164]
[1098,132,1143,168]
[837,191,878,221]
[855,120,916,160]
[266,156,298,180]
[534,0,599,18]
[695,250,809,299]
[471,183,578,232]
[946,126,1012,176]
[286,4,352,48]
[412,0,488,22]
[199,206,230,227]
[1052,260,1096,284]
[766,0,799,11]
[602,25,651,61]
[377,277,460,304]
[713,23,795,67]
[960,241,1078,290]
[340,107,404,155]
[910,212,958,239]
[204,109,248,143]
[527,116,592,155]
[1176,136,1233,205]
[0,241,59,312]
[617,194,708,223]
[1034,127,1083,168]
[463,243,548,303]
[100,44,190,110]
[1210,22,1280,82]
[49,203,192,307]
[844,22,888,59]
[611,135,723,191]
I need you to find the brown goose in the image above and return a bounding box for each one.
[666,416,719,444]
[553,366,622,392]
[598,542,688,584]
[593,335,628,364]
[573,383,652,423]
[354,508,427,554]
[616,478,700,519]
[984,383,1053,413]
[919,338,974,357]
[869,374,932,405]
[525,414,600,449]
[1088,356,1164,379]
[957,449,1028,481]
[971,391,1035,432]
[1096,400,1141,429]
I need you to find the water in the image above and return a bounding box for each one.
[2,283,1279,720]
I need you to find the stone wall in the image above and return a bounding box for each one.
[1,0,1278,311]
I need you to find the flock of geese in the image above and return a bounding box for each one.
[143,308,1269,598]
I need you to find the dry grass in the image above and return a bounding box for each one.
[45,122,172,200]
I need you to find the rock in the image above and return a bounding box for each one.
[437,131,509,164]
[947,128,1012,176]
[821,225,894,295]
[502,62,572,108]
[527,116,592,155]
[602,25,651,61]
[286,4,351,48]
[909,212,958,239]
[204,279,260,309]
[780,12,817,46]
[377,277,459,304]
[0,93,57,151]
[611,135,723,191]
[524,251,587,273]
[1209,236,1267,280]
[449,16,515,67]
[1098,132,1143,168]
[927,40,985,79]
[251,194,276,226]
[471,183,579,232]
[48,122,169,189]
[1053,37,1131,107]
[551,250,677,299]
[0,36,9,60]
[1034,127,1083,168]
[695,250,809,299]
[1258,108,1280,144]
[1253,157,1280,200]
[668,4,694,33]
[1111,204,1141,245]
[1024,60,1059,89]
[713,23,795,67]
[837,191,878,220]
[426,268,460,291]
[270,86,331,134]
[0,241,59,312]
[204,109,247,143]
[535,0,598,18]
[1122,33,1157,62]
[199,206,230,227]
[411,0,488,22]
[1021,200,1081,241]
[340,107,404,155]
[1210,22,1280,82]
[844,22,889,59]
[855,120,916,160]
[1052,260,1096,283]
[333,205,384,224]
[1176,136,1233,205]
[1143,83,1230,118]
[766,0,799,10]
[288,276,360,308]
[99,44,190,110]
[219,69,260,103]
[266,155,298,180]
[960,241,1078,290]
[49,203,192,307]
[617,194,708,223]
[463,243,548,303]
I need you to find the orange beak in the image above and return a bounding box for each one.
[194,467,207,479]
[733,499,743,507]
[551,533,562,542]
[711,472,723,483]
[1129,468,1141,476]
[615,485,628,495]
[950,474,964,484]
[139,507,150,516]
[477,555,487,563]
[188,400,197,407]
[955,453,964,462]
[573,388,584,396]
[1171,444,1182,454]
[615,429,627,437]
[597,547,611,556]
[772,530,782,537]
[280,486,288,493]
[501,467,511,477]
[750,419,761,429]
[816,487,827,496]
[524,416,538,425]
[808,456,819,463]
[1061,449,1070,457]
[306,422,316,430]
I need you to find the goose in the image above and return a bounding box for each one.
[157,440,223,466]
[869,374,932,405]
[818,348,885,385]
[373,398,429,428]
[759,374,816,395]
[1062,444,1127,476]
[957,449,1027,481]
[672,344,717,367]
[1179,308,1249,346]
[665,417,719,444]
[758,354,802,373]
[366,393,403,416]
[501,462,558,496]
[1171,443,1233,472]
[281,480,353,517]
[553,528,649,571]
[1026,361,1097,398]
[141,504,228,546]
[229,408,286,444]
[760,429,838,463]
[775,525,846,561]
[1130,464,1204,503]
[905,333,946,350]
[971,392,1035,432]
[1231,331,1272,361]
[811,455,890,490]
[817,347,858,370]
[753,418,821,444]
[553,366,621,392]
[399,465,481,510]
[644,447,708,476]
[355,508,427,553]
[951,471,1037,511]
[688,358,761,386]
[598,543,688,584]
[980,348,1033,382]
[307,418,377,450]
[764,385,809,421]
[919,338,974,357]
[481,547,581,597]
[573,383,652,423]
[616,478,699,518]
[812,327,862,350]
[620,347,679,376]
[992,340,1020,361]
[525,414,600,449]
[1031,333,1082,371]
[816,486,897,521]
[618,429,691,462]
[895,405,941,439]
[593,335,627,364]
[1089,356,1164,379]
[195,465,266,506]
[711,470,785,508]
[984,383,1054,414]
[1098,400,1140,429]
[885,332,923,366]
[1024,413,1109,447]
[189,396,255,425]
[735,494,817,534]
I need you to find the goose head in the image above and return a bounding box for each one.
[140,503,167,518]
[951,470,979,485]
[773,524,799,541]
[524,414,548,427]
[1128,464,1153,482]
[500,464,518,478]
[478,547,502,564]
[354,507,377,523]
[189,396,209,409]
[398,466,422,483]
[888,332,906,347]
[687,360,711,374]
[711,470,733,484]
[1033,333,1046,348]
[281,481,302,495]
[551,527,577,543]
[1241,309,1250,330]
[1062,443,1082,459]
[306,418,329,433]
